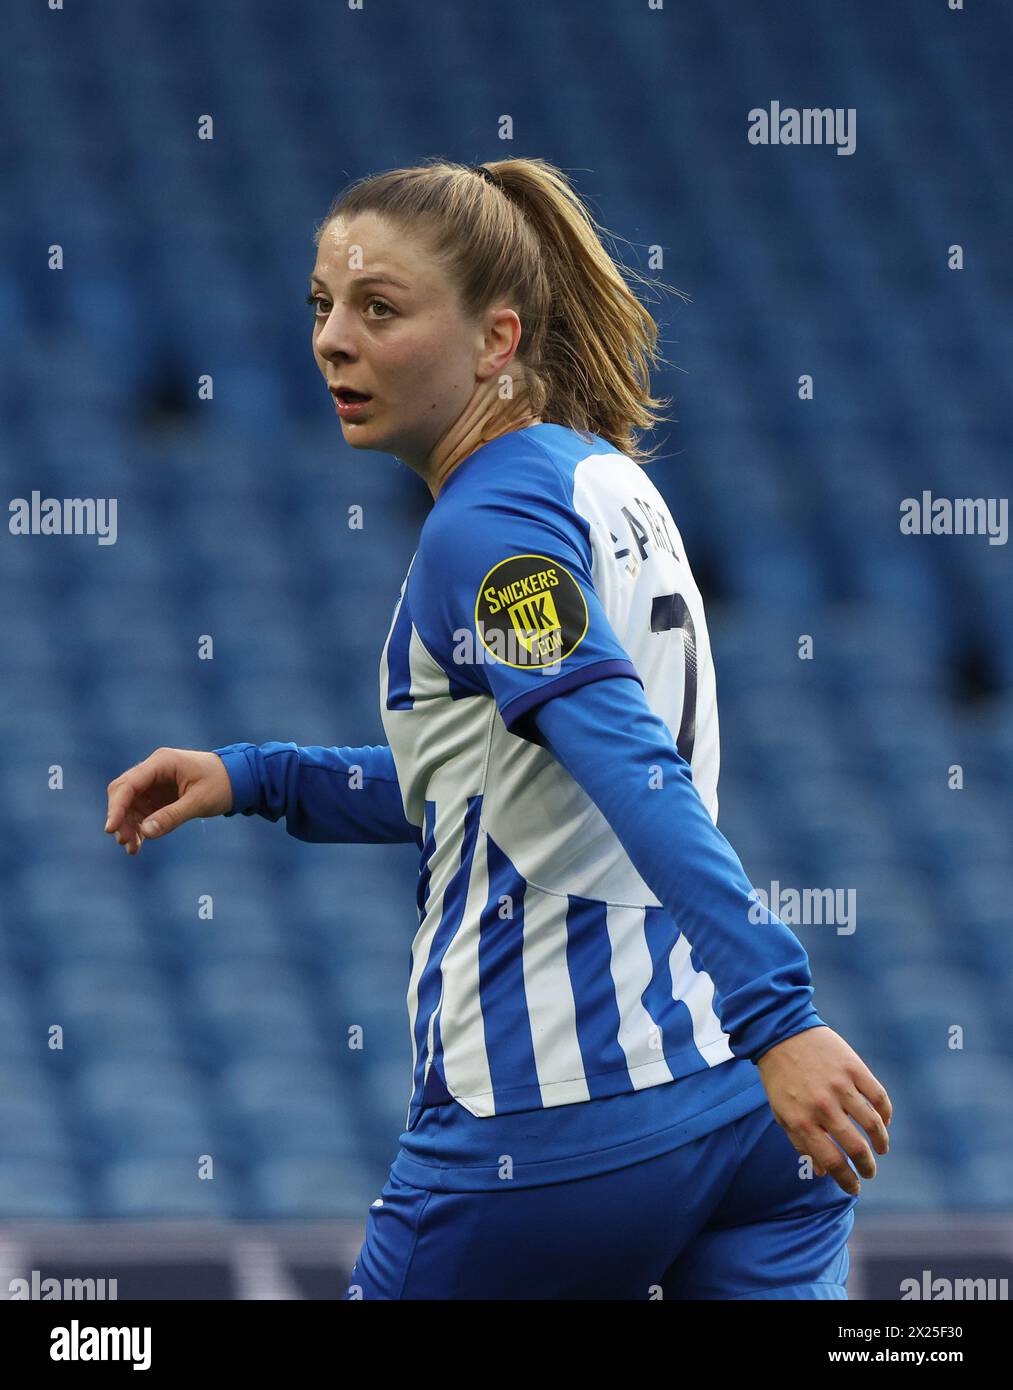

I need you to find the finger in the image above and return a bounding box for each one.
[106,760,150,805]
[845,1087,890,1155]
[106,782,136,832]
[116,822,144,855]
[116,796,150,839]
[825,1159,861,1197]
[785,1129,858,1195]
[830,1107,878,1178]
[858,1072,893,1130]
[817,1150,855,1195]
[140,790,198,838]
[826,1114,877,1180]
[106,760,161,831]
[106,778,152,828]
[796,1128,861,1196]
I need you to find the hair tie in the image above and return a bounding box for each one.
[470,163,502,190]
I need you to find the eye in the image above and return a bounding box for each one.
[306,292,329,316]
[366,298,394,319]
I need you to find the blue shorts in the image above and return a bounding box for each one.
[343,1102,858,1299]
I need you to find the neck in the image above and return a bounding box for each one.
[422,396,542,501]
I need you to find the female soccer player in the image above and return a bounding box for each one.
[105,157,891,1300]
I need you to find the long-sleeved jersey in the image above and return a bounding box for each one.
[215,422,822,1150]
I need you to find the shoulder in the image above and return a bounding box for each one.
[428,426,571,521]
[419,424,613,568]
[411,428,620,648]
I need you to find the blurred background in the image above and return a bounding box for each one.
[1,0,1011,1299]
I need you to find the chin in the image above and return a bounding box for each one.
[340,420,377,444]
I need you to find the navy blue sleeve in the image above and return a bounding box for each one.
[211,741,422,847]
[532,677,826,1065]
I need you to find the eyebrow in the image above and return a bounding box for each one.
[310,273,412,292]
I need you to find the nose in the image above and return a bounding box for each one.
[314,304,361,362]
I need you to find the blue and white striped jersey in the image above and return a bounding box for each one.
[380,422,737,1125]
[214,420,822,1183]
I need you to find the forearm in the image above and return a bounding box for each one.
[532,678,824,1063]
[212,741,422,846]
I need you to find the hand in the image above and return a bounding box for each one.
[105,747,234,855]
[755,1025,892,1197]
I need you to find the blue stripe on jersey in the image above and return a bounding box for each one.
[420,1014,454,1107]
[408,795,483,1125]
[407,800,438,1124]
[640,904,690,1060]
[479,832,540,1105]
[565,895,633,1099]
[385,591,415,710]
[387,588,481,710]
[416,799,436,923]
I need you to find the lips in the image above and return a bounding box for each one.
[332,390,372,421]
[331,387,372,403]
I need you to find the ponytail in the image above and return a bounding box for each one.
[317,156,683,466]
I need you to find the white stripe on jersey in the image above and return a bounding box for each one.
[519,888,592,1109]
[436,825,495,1105]
[605,904,676,1087]
[668,933,735,1063]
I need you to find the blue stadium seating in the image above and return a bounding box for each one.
[1,0,1010,1220]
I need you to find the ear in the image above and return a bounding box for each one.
[478,306,523,378]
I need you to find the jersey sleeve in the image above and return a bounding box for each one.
[532,676,826,1064]
[212,741,422,846]
[411,484,643,742]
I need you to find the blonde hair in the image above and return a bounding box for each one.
[313,157,684,466]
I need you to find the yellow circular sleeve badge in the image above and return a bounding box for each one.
[474,553,589,668]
